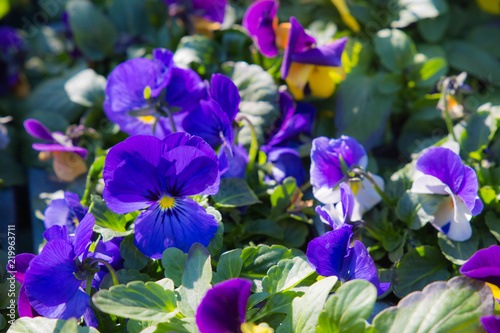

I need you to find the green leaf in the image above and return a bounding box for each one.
[64,69,106,108]
[93,281,178,321]
[373,29,417,73]
[262,256,315,294]
[396,191,444,229]
[270,177,300,218]
[206,210,224,257]
[243,219,284,239]
[99,269,150,290]
[8,317,99,332]
[467,24,500,58]
[459,110,498,157]
[257,291,304,317]
[373,276,494,332]
[89,195,127,232]
[445,40,500,83]
[317,280,377,333]
[213,249,243,284]
[334,72,396,150]
[177,243,212,318]
[213,178,260,207]
[277,276,338,333]
[410,57,448,88]
[0,0,9,20]
[66,0,118,61]
[485,211,500,242]
[393,246,451,298]
[226,62,280,146]
[120,235,149,271]
[107,0,165,38]
[240,244,301,276]
[437,231,480,265]
[82,155,106,207]
[174,35,219,75]
[390,0,449,28]
[417,13,450,43]
[162,247,188,287]
[140,318,196,333]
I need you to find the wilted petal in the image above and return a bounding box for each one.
[196,278,251,333]
[460,245,500,286]
[134,198,219,258]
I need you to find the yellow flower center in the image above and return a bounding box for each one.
[139,116,156,124]
[159,194,175,210]
[143,85,152,100]
[241,322,274,333]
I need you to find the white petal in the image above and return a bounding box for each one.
[350,177,383,221]
[440,140,460,155]
[430,190,472,242]
[318,203,344,228]
[411,174,449,195]
[313,186,341,204]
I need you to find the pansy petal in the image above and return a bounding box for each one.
[350,176,383,221]
[316,204,343,229]
[416,147,464,194]
[268,147,305,186]
[339,182,354,222]
[460,245,500,286]
[307,66,337,99]
[24,239,88,319]
[134,198,219,258]
[23,119,53,141]
[456,165,481,215]
[43,199,71,230]
[43,225,69,243]
[306,225,352,277]
[196,278,251,333]
[166,67,207,111]
[243,0,279,57]
[292,37,347,67]
[162,146,220,197]
[221,143,249,179]
[210,74,240,121]
[32,143,88,159]
[341,240,389,296]
[64,191,88,222]
[310,137,344,197]
[73,213,95,258]
[152,48,174,97]
[471,197,484,216]
[18,285,38,318]
[447,191,473,241]
[192,0,227,23]
[411,174,449,195]
[7,253,35,284]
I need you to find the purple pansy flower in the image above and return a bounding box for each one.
[243,0,279,57]
[24,119,88,182]
[220,143,249,179]
[183,74,241,175]
[164,0,227,24]
[103,133,220,258]
[0,26,26,94]
[281,17,346,79]
[265,147,305,186]
[7,253,39,318]
[19,213,99,325]
[43,191,88,233]
[411,147,483,241]
[316,182,354,230]
[310,135,384,221]
[460,245,500,290]
[104,48,206,139]
[306,224,389,296]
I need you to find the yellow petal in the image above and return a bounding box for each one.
[285,62,314,100]
[487,283,500,300]
[476,0,500,14]
[52,151,88,182]
[307,66,337,99]
[275,23,291,49]
[331,0,360,32]
[241,322,274,333]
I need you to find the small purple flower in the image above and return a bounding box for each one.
[281,17,346,79]
[265,147,305,186]
[316,182,354,230]
[0,26,26,94]
[104,48,206,139]
[24,119,88,182]
[44,191,88,234]
[310,135,384,221]
[481,316,500,333]
[21,213,98,324]
[196,278,251,333]
[164,0,227,24]
[243,0,279,57]
[411,147,483,241]
[306,224,389,296]
[103,133,220,258]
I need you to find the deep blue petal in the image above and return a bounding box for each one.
[210,74,240,121]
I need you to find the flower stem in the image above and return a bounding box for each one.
[443,94,458,143]
[91,258,120,286]
[161,105,177,133]
[236,115,259,176]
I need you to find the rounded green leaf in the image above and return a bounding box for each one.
[8,317,99,332]
[437,231,479,265]
[373,29,416,73]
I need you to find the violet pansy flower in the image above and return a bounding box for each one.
[20,213,98,325]
[103,133,220,258]
[265,147,305,186]
[460,245,500,298]
[43,191,88,234]
[316,182,354,230]
[196,278,274,333]
[104,48,206,139]
[411,147,483,241]
[310,135,384,221]
[243,0,279,57]
[24,119,88,182]
[164,0,227,24]
[7,253,38,318]
[306,224,389,296]
[0,26,26,94]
